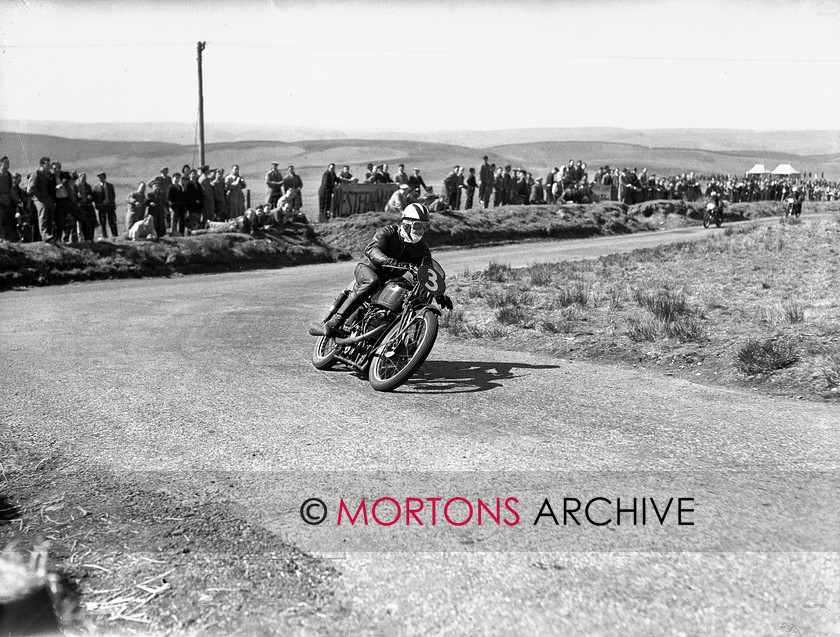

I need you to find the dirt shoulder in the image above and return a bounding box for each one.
[441,209,840,403]
[0,225,351,291]
[0,441,339,635]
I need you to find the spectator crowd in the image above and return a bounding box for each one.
[2,151,837,244]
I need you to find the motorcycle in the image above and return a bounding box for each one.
[309,257,448,392]
[703,201,723,228]
[785,197,802,219]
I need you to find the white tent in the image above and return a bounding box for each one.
[746,164,769,175]
[771,164,800,176]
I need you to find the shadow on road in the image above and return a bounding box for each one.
[400,359,561,394]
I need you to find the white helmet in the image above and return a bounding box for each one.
[400,203,430,243]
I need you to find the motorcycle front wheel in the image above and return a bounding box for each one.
[312,335,339,370]
[715,213,722,228]
[368,309,438,392]
[703,210,712,228]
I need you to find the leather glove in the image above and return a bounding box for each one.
[436,294,453,310]
[381,258,401,268]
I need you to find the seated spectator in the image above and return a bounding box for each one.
[128,214,158,240]
[190,214,252,235]
[384,184,411,214]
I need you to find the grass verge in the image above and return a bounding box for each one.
[442,215,840,401]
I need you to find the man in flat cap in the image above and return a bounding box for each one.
[265,161,283,207]
[92,171,118,239]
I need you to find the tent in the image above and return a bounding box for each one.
[771,164,800,176]
[746,164,769,175]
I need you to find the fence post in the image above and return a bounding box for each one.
[246,189,251,209]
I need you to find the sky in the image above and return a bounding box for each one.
[1,0,839,134]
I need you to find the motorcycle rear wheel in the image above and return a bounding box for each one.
[703,210,712,228]
[715,213,722,228]
[312,335,339,370]
[368,309,438,392]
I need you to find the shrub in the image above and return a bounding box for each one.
[633,288,689,322]
[496,306,525,325]
[551,282,590,308]
[823,355,840,390]
[485,261,513,282]
[485,289,534,309]
[540,317,573,334]
[626,315,659,342]
[782,299,805,324]
[665,316,706,342]
[528,263,555,286]
[736,338,799,374]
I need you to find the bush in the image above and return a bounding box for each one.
[633,288,689,322]
[485,261,514,282]
[626,315,659,342]
[782,299,805,324]
[550,282,590,308]
[665,316,706,342]
[823,355,840,390]
[496,306,525,325]
[736,338,799,374]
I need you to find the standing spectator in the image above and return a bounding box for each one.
[478,156,493,209]
[52,163,74,242]
[225,164,247,219]
[283,165,303,212]
[545,167,559,204]
[168,171,187,236]
[93,171,117,239]
[443,165,459,210]
[502,165,514,205]
[265,161,283,207]
[464,167,478,210]
[393,164,409,186]
[493,166,505,207]
[318,163,337,221]
[150,166,172,228]
[455,166,465,210]
[364,163,375,183]
[13,173,31,241]
[198,165,214,223]
[28,156,54,242]
[408,168,428,193]
[382,163,392,183]
[212,168,228,221]
[184,169,203,230]
[75,172,96,241]
[146,181,167,237]
[125,182,147,232]
[0,156,19,241]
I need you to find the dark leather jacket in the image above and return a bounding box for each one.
[363,224,431,273]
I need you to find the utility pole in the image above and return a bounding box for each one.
[197,41,206,168]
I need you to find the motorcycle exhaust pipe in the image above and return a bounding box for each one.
[334,323,389,346]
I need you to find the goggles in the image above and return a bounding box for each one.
[405,220,429,232]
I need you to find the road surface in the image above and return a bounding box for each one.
[2,221,838,635]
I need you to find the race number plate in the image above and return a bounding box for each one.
[417,260,446,296]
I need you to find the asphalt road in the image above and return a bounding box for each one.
[2,220,839,635]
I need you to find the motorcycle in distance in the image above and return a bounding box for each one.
[785,196,802,219]
[309,257,448,392]
[703,201,724,228]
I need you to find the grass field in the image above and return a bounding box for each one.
[441,211,840,402]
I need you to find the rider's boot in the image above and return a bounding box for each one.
[324,292,366,338]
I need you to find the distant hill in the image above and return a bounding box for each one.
[3,120,839,155]
[2,131,837,216]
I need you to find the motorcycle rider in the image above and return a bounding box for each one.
[322,202,452,338]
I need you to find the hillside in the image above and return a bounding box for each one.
[4,121,839,155]
[2,132,838,216]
